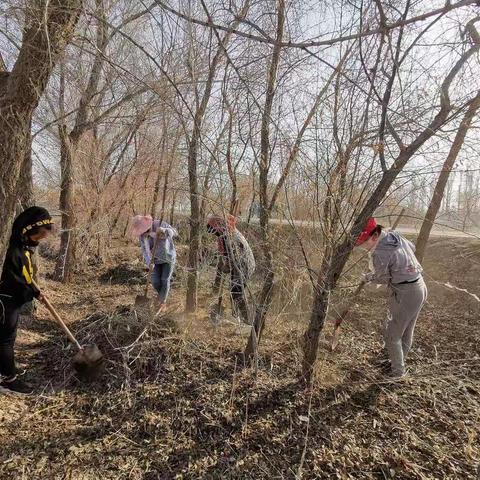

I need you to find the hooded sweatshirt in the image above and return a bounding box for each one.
[207,216,255,282]
[0,207,53,306]
[140,220,177,265]
[370,231,423,285]
[225,229,256,282]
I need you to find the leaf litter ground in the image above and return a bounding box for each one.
[0,237,479,479]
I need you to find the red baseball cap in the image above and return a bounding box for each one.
[355,217,377,245]
[207,214,236,234]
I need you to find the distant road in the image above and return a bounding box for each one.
[47,206,477,240]
[248,217,478,239]
[395,226,477,238]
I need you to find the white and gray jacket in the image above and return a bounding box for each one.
[140,220,177,265]
[369,231,422,285]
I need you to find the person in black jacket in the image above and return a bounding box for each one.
[0,207,54,393]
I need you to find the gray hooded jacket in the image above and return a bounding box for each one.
[370,231,422,285]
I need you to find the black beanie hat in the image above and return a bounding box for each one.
[10,206,53,245]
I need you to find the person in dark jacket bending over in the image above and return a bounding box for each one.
[0,207,54,393]
[207,215,255,324]
[355,217,427,379]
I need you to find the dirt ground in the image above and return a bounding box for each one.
[0,235,479,479]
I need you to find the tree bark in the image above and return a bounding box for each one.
[169,191,177,226]
[17,116,35,210]
[0,0,83,271]
[416,91,480,263]
[54,126,77,281]
[151,132,167,217]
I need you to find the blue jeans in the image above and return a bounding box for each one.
[151,263,174,303]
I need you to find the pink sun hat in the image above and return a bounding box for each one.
[131,215,153,237]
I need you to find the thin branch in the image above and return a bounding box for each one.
[154,0,478,49]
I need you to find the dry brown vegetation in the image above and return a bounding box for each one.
[0,230,478,479]
[1,1,480,477]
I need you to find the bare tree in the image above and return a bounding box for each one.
[245,0,345,358]
[184,1,250,312]
[416,90,480,262]
[52,1,149,280]
[0,0,83,270]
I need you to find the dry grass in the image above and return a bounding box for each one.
[0,237,479,479]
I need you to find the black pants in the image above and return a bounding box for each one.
[0,299,20,378]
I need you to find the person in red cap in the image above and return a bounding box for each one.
[355,217,427,379]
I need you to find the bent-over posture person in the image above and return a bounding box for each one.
[0,207,54,393]
[207,215,255,324]
[132,215,177,315]
[355,217,427,378]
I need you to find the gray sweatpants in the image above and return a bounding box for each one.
[384,278,428,376]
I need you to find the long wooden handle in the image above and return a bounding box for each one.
[331,280,366,351]
[144,228,162,296]
[42,296,83,351]
[333,278,367,328]
[31,279,82,351]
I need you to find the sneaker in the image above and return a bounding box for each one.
[0,376,33,394]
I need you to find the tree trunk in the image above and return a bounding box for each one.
[225,113,238,212]
[160,168,170,221]
[247,189,256,224]
[0,0,83,271]
[150,132,167,217]
[244,0,338,357]
[199,122,229,221]
[54,128,78,281]
[54,0,109,281]
[416,91,480,263]
[185,125,202,312]
[17,118,36,316]
[185,34,241,312]
[244,0,285,358]
[169,191,177,226]
[18,117,35,210]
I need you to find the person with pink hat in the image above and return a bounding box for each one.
[355,217,427,379]
[131,215,177,315]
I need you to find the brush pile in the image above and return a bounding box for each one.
[99,263,146,285]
